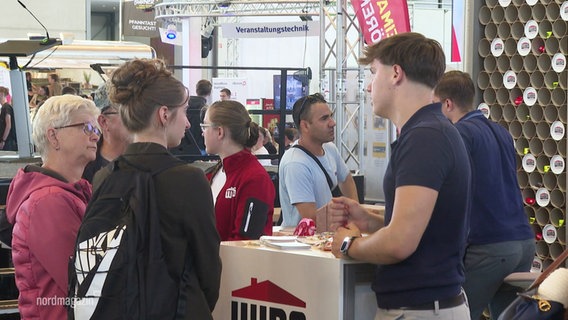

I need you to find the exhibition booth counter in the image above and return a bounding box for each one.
[213,238,377,320]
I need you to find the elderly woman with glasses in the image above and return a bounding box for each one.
[5,95,100,320]
[202,100,275,241]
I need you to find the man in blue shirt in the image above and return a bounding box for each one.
[435,70,534,319]
[330,32,472,320]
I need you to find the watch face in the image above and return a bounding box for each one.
[340,237,351,253]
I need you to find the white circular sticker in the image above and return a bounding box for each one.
[503,70,517,89]
[477,103,490,119]
[531,257,543,272]
[526,0,538,5]
[561,2,568,21]
[536,188,550,207]
[523,87,537,106]
[522,153,537,172]
[552,53,566,73]
[550,121,565,141]
[524,21,539,39]
[550,155,565,174]
[491,38,504,57]
[542,224,557,244]
[498,0,511,6]
[517,37,532,56]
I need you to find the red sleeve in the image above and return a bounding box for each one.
[227,172,275,240]
[28,191,84,292]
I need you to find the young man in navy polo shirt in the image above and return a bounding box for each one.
[330,33,472,320]
[435,71,534,319]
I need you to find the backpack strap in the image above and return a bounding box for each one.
[292,144,335,192]
[528,248,568,290]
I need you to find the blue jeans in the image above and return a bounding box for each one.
[463,239,535,320]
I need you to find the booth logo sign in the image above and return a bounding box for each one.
[231,278,307,320]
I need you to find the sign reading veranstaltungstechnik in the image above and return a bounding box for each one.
[222,21,319,38]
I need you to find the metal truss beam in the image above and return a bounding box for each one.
[155,0,321,20]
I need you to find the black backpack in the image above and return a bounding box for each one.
[68,156,189,320]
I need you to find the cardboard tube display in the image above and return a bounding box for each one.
[523,86,538,105]
[515,136,529,155]
[539,20,553,38]
[505,3,518,22]
[550,208,564,228]
[536,239,550,259]
[492,5,505,23]
[522,187,536,204]
[558,140,566,157]
[538,87,552,105]
[544,171,558,189]
[560,70,567,89]
[529,101,544,121]
[533,3,547,22]
[558,172,566,191]
[551,53,566,73]
[559,102,567,122]
[511,21,525,40]
[510,54,524,72]
[485,22,498,38]
[519,4,533,22]
[522,153,537,172]
[504,38,517,56]
[479,38,491,57]
[498,88,510,105]
[531,70,545,87]
[503,70,517,89]
[484,55,497,72]
[509,119,523,138]
[523,120,537,139]
[543,138,557,156]
[550,154,565,174]
[536,207,550,226]
[550,121,565,140]
[560,36,567,55]
[518,170,530,188]
[550,188,565,208]
[546,1,560,20]
[544,71,559,89]
[517,70,531,89]
[478,103,490,119]
[545,37,559,54]
[498,22,511,39]
[498,55,511,72]
[552,20,566,38]
[538,54,552,72]
[561,1,568,21]
[531,138,545,157]
[544,105,558,123]
[479,6,492,25]
[558,226,566,245]
[551,87,566,106]
[524,53,538,72]
[532,256,544,272]
[517,37,532,56]
[543,224,557,244]
[510,87,523,105]
[529,171,544,188]
[490,104,502,121]
[536,121,551,139]
[549,242,564,259]
[483,87,496,104]
[524,20,539,40]
[536,187,551,206]
[531,37,545,55]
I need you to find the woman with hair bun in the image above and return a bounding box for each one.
[203,100,275,241]
[98,58,221,319]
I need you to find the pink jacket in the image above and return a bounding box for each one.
[6,166,91,320]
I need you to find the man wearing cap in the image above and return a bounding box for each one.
[435,70,535,319]
[329,33,472,319]
[82,83,132,182]
[278,93,358,228]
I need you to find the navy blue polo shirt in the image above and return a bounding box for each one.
[373,103,471,309]
[456,110,533,245]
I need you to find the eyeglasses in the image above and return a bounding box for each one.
[102,111,119,116]
[200,123,218,132]
[295,93,326,125]
[54,122,101,137]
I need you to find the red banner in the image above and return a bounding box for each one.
[350,0,411,45]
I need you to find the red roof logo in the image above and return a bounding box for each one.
[232,278,306,308]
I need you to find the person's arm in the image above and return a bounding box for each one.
[28,192,84,293]
[332,185,437,264]
[228,172,275,240]
[0,113,11,149]
[338,173,358,201]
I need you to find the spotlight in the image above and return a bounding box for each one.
[165,24,177,40]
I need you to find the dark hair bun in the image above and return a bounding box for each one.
[109,59,172,106]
